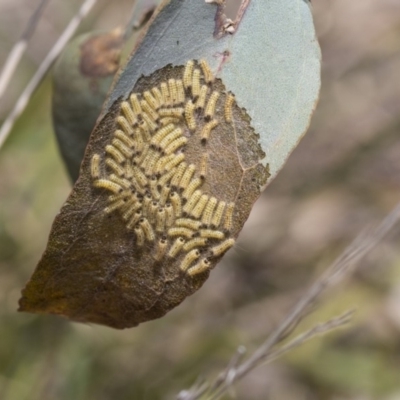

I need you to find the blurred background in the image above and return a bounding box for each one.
[1,0,400,399]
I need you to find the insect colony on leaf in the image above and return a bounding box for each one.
[91,59,237,276]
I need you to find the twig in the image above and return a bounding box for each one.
[259,309,355,366]
[0,0,50,104]
[206,310,355,400]
[177,202,400,400]
[0,0,100,150]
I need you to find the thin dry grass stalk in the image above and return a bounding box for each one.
[0,0,100,150]
[0,0,50,104]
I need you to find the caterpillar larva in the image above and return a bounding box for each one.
[143,90,159,110]
[204,91,220,121]
[142,193,152,217]
[116,116,134,135]
[105,145,125,164]
[108,191,128,203]
[158,107,184,118]
[195,85,208,110]
[209,238,235,257]
[201,119,219,144]
[183,190,202,214]
[141,149,160,175]
[164,136,187,155]
[150,176,161,200]
[210,201,226,228]
[140,100,159,122]
[182,178,202,201]
[168,79,178,104]
[187,258,211,276]
[191,69,201,100]
[91,154,101,179]
[175,218,202,230]
[156,207,166,233]
[170,162,187,188]
[176,80,185,104]
[157,167,177,187]
[151,87,164,108]
[132,128,145,152]
[178,164,196,192]
[201,197,217,226]
[138,121,151,143]
[94,179,123,194]
[154,238,168,261]
[183,237,208,252]
[148,201,159,224]
[224,93,235,123]
[127,210,142,230]
[142,113,158,133]
[159,128,183,151]
[164,153,185,171]
[134,225,145,247]
[122,199,142,221]
[129,93,142,117]
[199,59,214,85]
[105,158,124,177]
[160,82,171,106]
[139,218,155,242]
[199,229,225,240]
[190,194,209,219]
[168,237,185,258]
[155,154,175,174]
[159,184,171,206]
[184,100,196,131]
[179,249,200,271]
[132,166,148,188]
[111,138,133,159]
[223,202,235,232]
[104,199,126,214]
[169,191,182,217]
[120,101,137,126]
[168,227,194,238]
[165,202,175,227]
[151,124,176,146]
[159,117,180,126]
[114,129,136,149]
[183,60,194,90]
[109,174,131,190]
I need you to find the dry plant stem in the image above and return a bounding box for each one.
[0,0,99,150]
[177,311,353,400]
[0,0,50,104]
[206,310,355,400]
[177,202,400,400]
[255,309,355,368]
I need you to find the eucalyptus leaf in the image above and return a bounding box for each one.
[19,0,320,329]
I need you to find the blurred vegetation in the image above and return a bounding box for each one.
[1,0,400,399]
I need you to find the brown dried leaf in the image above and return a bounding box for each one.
[19,61,269,328]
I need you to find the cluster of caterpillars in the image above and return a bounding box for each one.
[91,59,237,277]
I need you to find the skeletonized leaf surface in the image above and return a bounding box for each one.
[19,0,320,329]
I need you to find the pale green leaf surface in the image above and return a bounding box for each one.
[105,0,321,181]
